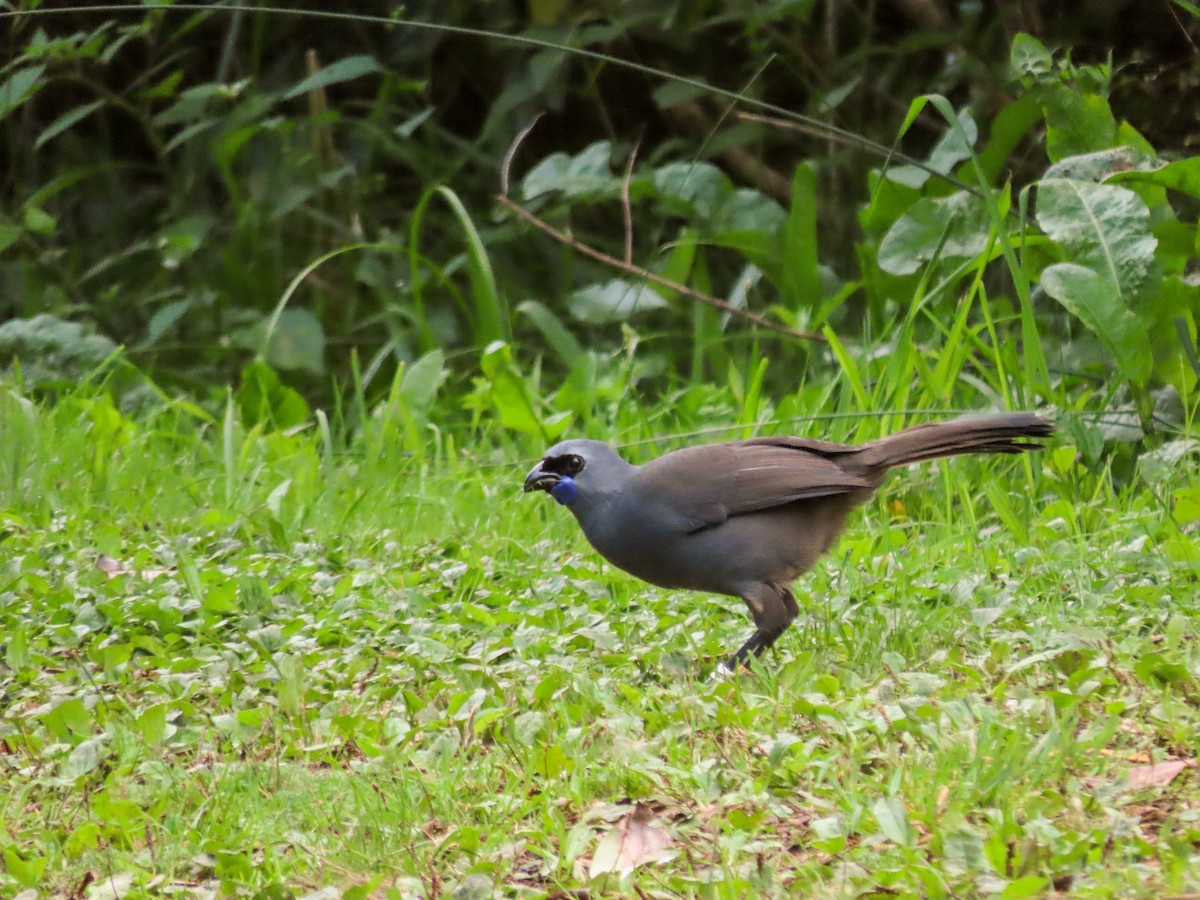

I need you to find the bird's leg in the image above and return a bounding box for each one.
[722,583,799,671]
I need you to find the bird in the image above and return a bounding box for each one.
[523,412,1053,672]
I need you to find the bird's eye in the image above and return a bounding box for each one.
[563,454,584,475]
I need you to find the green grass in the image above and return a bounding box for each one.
[1,386,1198,899]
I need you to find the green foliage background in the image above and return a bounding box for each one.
[1,1,1196,452]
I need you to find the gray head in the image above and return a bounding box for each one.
[523,439,637,512]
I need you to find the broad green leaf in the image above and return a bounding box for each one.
[450,688,487,722]
[512,711,545,746]
[399,348,446,413]
[1043,89,1117,162]
[1009,33,1052,80]
[5,624,27,669]
[1002,876,1050,899]
[872,796,913,847]
[712,188,787,238]
[480,340,543,436]
[236,359,311,428]
[1110,155,1200,202]
[878,191,990,275]
[41,697,91,743]
[522,141,618,200]
[1045,147,1152,182]
[567,279,668,324]
[977,95,1041,183]
[63,822,102,858]
[61,737,103,779]
[653,161,731,218]
[3,847,47,888]
[1036,178,1157,296]
[1040,263,1152,385]
[260,308,325,374]
[0,65,46,119]
[1173,487,1200,525]
[283,55,382,99]
[22,205,54,236]
[942,829,986,872]
[157,214,216,267]
[648,228,699,303]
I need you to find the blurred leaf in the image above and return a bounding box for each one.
[1174,486,1200,525]
[1045,146,1152,182]
[2,847,46,888]
[236,359,310,429]
[522,141,618,201]
[1044,91,1117,162]
[283,54,383,99]
[0,221,22,253]
[0,314,121,387]
[479,341,545,437]
[512,711,545,746]
[399,348,447,413]
[21,206,54,236]
[153,82,230,126]
[878,191,990,275]
[872,797,913,847]
[265,308,325,374]
[35,99,104,149]
[1040,263,1152,384]
[712,188,787,238]
[143,299,194,347]
[394,106,434,138]
[1002,876,1050,898]
[567,279,668,324]
[653,161,730,218]
[1134,651,1193,686]
[782,163,821,311]
[652,77,711,109]
[157,214,216,267]
[888,104,977,187]
[517,300,582,365]
[943,829,986,872]
[0,65,46,119]
[61,737,103,779]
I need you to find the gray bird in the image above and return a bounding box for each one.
[524,412,1053,671]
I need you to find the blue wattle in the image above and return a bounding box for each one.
[550,475,578,506]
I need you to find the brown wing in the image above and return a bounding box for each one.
[635,438,873,532]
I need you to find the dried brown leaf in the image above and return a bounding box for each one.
[588,803,673,879]
[96,554,125,576]
[95,553,174,581]
[1126,759,1195,788]
[1084,757,1196,789]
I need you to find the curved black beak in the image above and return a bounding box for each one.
[523,461,560,493]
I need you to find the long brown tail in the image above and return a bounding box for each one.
[852,413,1054,476]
